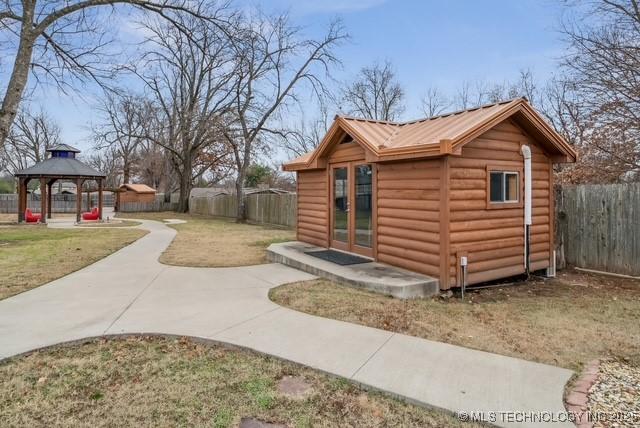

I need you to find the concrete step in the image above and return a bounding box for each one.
[267,241,439,299]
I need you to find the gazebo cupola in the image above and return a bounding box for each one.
[14,144,106,224]
[47,144,81,159]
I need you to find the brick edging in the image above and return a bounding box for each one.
[565,359,600,428]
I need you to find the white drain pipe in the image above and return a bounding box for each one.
[521,145,532,275]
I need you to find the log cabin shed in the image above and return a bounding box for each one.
[115,183,157,210]
[283,98,577,290]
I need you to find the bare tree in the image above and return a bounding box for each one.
[452,71,538,110]
[555,0,640,181]
[452,81,468,110]
[86,146,121,188]
[92,93,148,184]
[132,12,235,212]
[279,95,334,157]
[0,0,229,148]
[420,86,450,117]
[0,108,60,173]
[341,60,404,121]
[222,12,346,221]
[137,139,171,190]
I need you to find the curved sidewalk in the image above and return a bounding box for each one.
[0,219,573,428]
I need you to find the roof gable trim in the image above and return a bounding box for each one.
[283,98,577,171]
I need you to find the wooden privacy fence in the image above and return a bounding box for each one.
[189,193,297,228]
[556,183,640,276]
[0,194,114,213]
[119,195,178,212]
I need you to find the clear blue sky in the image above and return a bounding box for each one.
[23,0,568,151]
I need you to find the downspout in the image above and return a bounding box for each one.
[521,145,532,276]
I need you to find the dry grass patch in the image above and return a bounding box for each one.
[0,336,477,428]
[0,226,146,300]
[118,212,294,267]
[270,270,640,371]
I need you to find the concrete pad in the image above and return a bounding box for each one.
[212,307,393,378]
[107,269,280,336]
[267,241,439,298]
[239,263,317,286]
[351,333,574,428]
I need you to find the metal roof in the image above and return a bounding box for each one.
[47,143,81,153]
[119,183,156,193]
[190,187,291,198]
[283,98,578,170]
[15,156,105,178]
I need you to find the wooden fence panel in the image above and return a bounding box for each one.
[0,194,114,213]
[189,194,296,228]
[246,194,297,227]
[119,200,178,212]
[557,183,640,276]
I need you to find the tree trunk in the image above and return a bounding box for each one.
[123,157,131,184]
[177,172,192,213]
[177,153,192,213]
[235,167,247,223]
[163,157,173,203]
[0,7,35,147]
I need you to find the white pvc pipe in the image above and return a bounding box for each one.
[521,145,532,273]
[521,145,532,226]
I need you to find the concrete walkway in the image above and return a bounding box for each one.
[0,219,573,428]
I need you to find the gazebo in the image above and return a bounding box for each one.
[14,144,106,223]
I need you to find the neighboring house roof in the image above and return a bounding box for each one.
[283,98,577,171]
[190,187,291,198]
[244,188,291,195]
[15,156,105,178]
[119,183,156,193]
[190,187,230,198]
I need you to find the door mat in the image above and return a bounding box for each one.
[305,249,371,265]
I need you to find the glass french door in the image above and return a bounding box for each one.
[331,163,373,257]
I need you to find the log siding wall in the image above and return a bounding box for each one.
[327,141,366,163]
[296,169,328,247]
[448,120,552,286]
[376,159,441,277]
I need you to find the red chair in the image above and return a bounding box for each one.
[82,207,100,221]
[25,209,41,223]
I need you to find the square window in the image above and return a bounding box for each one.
[489,171,519,203]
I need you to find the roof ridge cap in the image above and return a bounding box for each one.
[337,114,402,126]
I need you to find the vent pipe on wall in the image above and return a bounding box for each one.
[521,145,532,275]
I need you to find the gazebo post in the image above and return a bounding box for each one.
[76,178,84,223]
[46,180,54,219]
[39,177,47,224]
[86,188,90,210]
[17,178,26,222]
[98,179,104,220]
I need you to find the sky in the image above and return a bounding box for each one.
[11,0,569,155]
